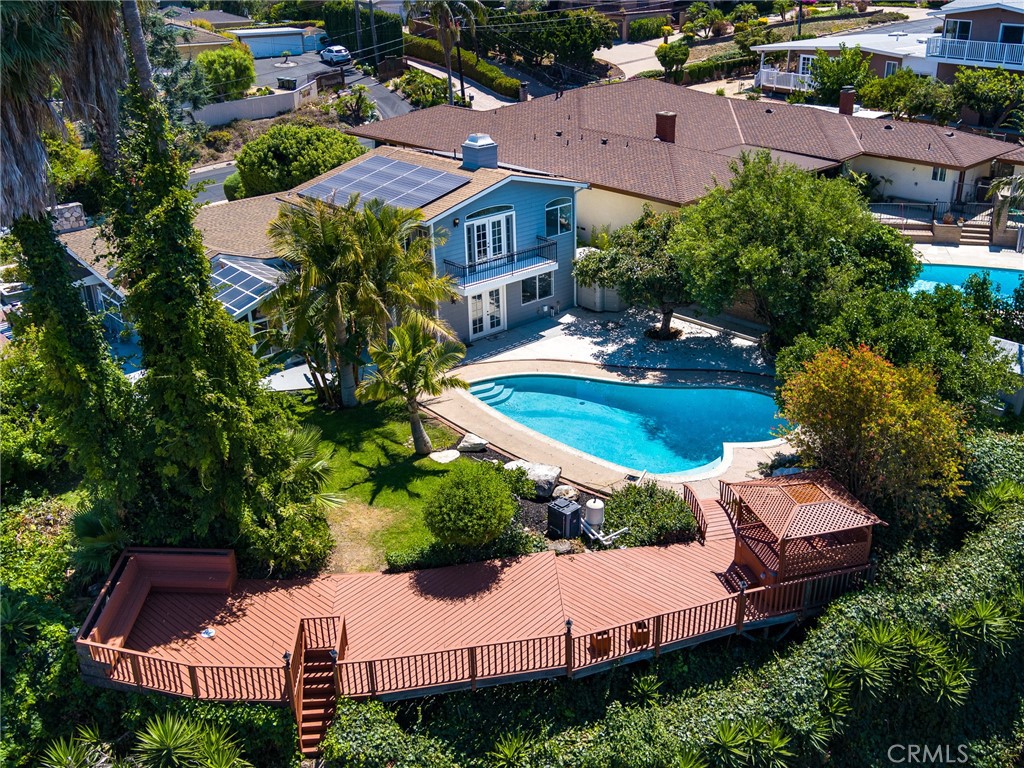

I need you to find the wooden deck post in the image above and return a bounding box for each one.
[564,619,574,679]
[468,647,478,691]
[735,584,747,634]
[188,665,200,698]
[366,660,378,696]
[653,615,663,657]
[129,654,143,690]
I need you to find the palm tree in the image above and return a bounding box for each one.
[357,316,469,454]
[405,1,486,106]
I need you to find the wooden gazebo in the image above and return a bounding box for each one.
[720,471,883,586]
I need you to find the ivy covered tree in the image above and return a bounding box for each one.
[780,345,965,532]
[810,45,875,106]
[667,151,918,350]
[235,123,365,197]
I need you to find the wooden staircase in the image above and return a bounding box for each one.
[299,649,337,756]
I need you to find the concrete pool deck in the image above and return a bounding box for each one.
[426,309,791,498]
[916,244,1023,270]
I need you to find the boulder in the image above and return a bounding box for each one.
[428,449,461,464]
[547,539,575,555]
[456,433,488,452]
[504,459,562,499]
[552,484,579,501]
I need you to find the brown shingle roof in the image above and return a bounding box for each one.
[350,79,1016,205]
[58,228,115,282]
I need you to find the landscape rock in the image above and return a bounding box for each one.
[547,539,575,555]
[552,484,579,501]
[428,449,461,464]
[456,433,488,452]
[504,459,562,499]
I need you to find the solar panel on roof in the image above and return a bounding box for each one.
[209,257,287,318]
[299,157,470,211]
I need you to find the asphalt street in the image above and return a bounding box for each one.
[189,162,236,205]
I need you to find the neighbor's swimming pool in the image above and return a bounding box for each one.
[913,264,1023,298]
[470,375,785,477]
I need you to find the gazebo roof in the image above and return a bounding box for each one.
[726,471,881,542]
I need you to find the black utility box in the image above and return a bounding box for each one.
[547,498,581,539]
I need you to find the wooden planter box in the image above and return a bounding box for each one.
[630,621,650,647]
[590,631,611,656]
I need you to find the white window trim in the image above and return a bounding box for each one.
[943,18,972,41]
[932,166,947,182]
[884,60,899,77]
[545,197,574,237]
[464,210,517,265]
[520,271,555,305]
[798,54,814,76]
[999,23,1024,45]
[468,286,506,339]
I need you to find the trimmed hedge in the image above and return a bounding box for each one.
[628,15,672,43]
[683,54,757,84]
[403,35,520,99]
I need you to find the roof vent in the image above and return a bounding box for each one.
[601,137,608,145]
[555,129,563,137]
[946,131,954,137]
[884,124,894,130]
[765,108,774,114]
[461,133,498,170]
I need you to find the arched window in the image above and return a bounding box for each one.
[545,197,573,236]
[464,205,515,264]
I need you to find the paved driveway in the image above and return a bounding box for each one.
[253,51,339,88]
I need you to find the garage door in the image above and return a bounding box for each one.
[243,33,304,59]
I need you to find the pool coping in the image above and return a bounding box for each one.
[423,359,791,495]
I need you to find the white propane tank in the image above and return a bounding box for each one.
[585,498,605,529]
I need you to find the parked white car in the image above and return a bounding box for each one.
[320,45,352,65]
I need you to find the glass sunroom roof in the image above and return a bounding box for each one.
[210,256,287,318]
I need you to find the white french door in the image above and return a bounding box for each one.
[465,213,515,265]
[469,287,504,338]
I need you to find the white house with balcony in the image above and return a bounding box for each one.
[925,0,1024,78]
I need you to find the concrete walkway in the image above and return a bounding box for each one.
[916,244,1024,269]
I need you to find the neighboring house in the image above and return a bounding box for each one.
[753,32,939,96]
[279,142,587,342]
[159,5,252,29]
[231,27,306,59]
[58,144,586,348]
[992,335,1024,415]
[925,0,1024,81]
[348,79,1019,238]
[167,21,231,60]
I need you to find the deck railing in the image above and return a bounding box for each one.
[926,36,1024,67]
[443,240,557,288]
[755,68,813,92]
[79,564,873,704]
[681,484,707,543]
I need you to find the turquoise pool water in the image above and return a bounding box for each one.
[470,375,785,476]
[913,264,1023,298]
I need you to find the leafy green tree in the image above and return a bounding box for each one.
[655,39,690,80]
[357,316,468,454]
[335,84,379,125]
[773,0,795,21]
[235,124,365,197]
[952,67,1024,128]
[667,151,918,349]
[423,460,517,544]
[196,42,255,102]
[540,9,617,73]
[734,25,780,55]
[809,45,875,106]
[859,68,958,123]
[780,345,965,531]
[777,284,1017,410]
[41,127,106,215]
[731,3,761,23]
[144,6,210,126]
[405,0,487,106]
[575,206,689,340]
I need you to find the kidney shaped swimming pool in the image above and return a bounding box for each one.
[470,375,785,477]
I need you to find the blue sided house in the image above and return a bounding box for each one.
[282,138,587,342]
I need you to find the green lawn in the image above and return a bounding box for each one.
[292,395,459,572]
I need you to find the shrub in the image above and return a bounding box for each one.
[235,124,365,196]
[320,699,454,767]
[385,521,546,573]
[222,171,245,201]
[629,16,673,42]
[403,35,520,99]
[204,129,232,151]
[392,68,469,109]
[240,502,333,578]
[602,481,697,547]
[867,10,911,23]
[964,431,1024,489]
[635,69,666,79]
[42,129,106,215]
[422,460,518,547]
[196,43,256,101]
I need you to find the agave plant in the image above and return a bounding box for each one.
[132,714,202,768]
[41,726,117,768]
[195,723,251,768]
[842,641,888,695]
[675,749,710,768]
[932,654,973,707]
[0,596,39,656]
[967,598,1016,655]
[966,480,1024,526]
[630,673,663,706]
[487,731,530,768]
[748,721,795,768]
[705,720,751,768]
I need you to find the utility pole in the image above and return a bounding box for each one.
[797,0,803,36]
[354,0,363,59]
[455,20,467,103]
[368,0,380,66]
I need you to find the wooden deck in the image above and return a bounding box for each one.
[76,494,873,754]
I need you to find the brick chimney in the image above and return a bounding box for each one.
[839,86,856,116]
[655,111,676,143]
[461,133,498,170]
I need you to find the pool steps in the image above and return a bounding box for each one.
[470,382,516,406]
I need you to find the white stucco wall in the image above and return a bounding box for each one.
[847,155,958,203]
[575,186,676,243]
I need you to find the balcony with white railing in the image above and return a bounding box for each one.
[443,239,558,292]
[926,36,1024,67]
[755,68,814,92]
